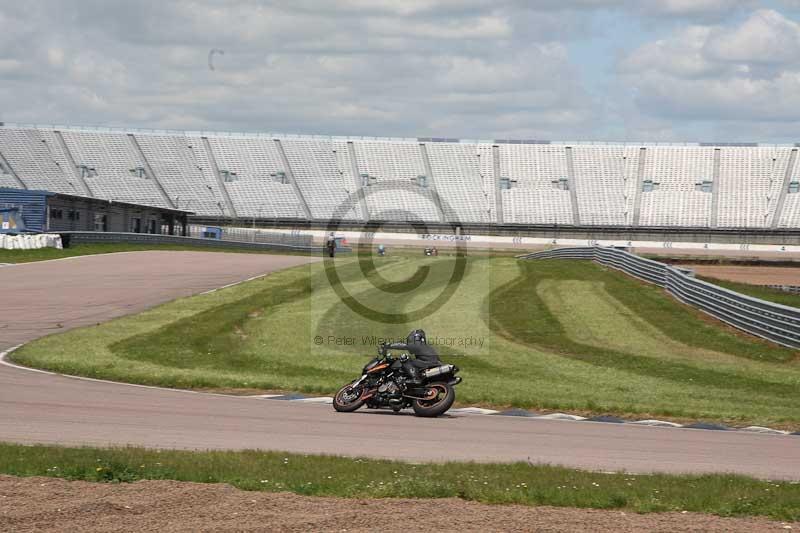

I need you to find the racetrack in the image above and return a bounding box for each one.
[1,251,798,480]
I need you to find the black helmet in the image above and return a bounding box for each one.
[407,329,426,344]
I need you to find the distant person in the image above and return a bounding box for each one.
[325,232,336,258]
[377,244,386,256]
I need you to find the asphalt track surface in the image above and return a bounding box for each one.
[1,251,799,480]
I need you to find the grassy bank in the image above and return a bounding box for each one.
[0,242,314,264]
[0,443,797,521]
[12,255,800,427]
[697,275,800,308]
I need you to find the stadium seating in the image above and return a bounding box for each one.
[60,130,170,208]
[639,147,714,227]
[0,129,78,194]
[135,134,224,215]
[426,142,495,223]
[204,136,304,219]
[572,145,639,226]
[350,140,440,222]
[1,124,799,229]
[717,147,789,228]
[281,138,362,220]
[498,144,572,224]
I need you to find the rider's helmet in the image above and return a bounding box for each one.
[407,329,427,344]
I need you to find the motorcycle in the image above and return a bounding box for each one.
[333,343,461,417]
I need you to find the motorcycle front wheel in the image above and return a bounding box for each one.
[411,382,455,417]
[333,383,365,412]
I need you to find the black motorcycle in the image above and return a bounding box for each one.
[333,343,461,417]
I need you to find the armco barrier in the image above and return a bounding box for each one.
[186,225,314,247]
[60,232,318,253]
[520,247,800,349]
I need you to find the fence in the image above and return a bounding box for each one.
[186,225,313,247]
[519,247,800,349]
[60,231,318,253]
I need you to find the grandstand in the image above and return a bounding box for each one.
[2,124,800,231]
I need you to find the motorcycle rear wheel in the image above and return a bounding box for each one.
[411,382,455,417]
[333,383,365,412]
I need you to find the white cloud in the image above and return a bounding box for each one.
[704,9,800,63]
[0,0,601,138]
[649,0,754,17]
[618,8,800,124]
[4,0,799,142]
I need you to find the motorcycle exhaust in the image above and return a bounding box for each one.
[422,364,456,379]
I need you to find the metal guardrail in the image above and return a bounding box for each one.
[60,231,319,253]
[186,225,313,247]
[520,247,800,349]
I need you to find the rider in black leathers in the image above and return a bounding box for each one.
[386,329,441,384]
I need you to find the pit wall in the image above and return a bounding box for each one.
[261,227,800,256]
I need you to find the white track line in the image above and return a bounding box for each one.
[2,344,796,435]
[0,346,256,399]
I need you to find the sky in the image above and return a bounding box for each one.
[3,0,800,142]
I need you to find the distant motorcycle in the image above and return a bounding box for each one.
[333,343,461,417]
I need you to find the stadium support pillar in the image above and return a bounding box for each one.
[346,141,369,221]
[418,143,447,223]
[54,130,93,197]
[274,139,312,220]
[771,148,798,229]
[492,145,504,224]
[0,149,26,189]
[632,147,646,227]
[710,148,721,228]
[201,136,238,219]
[128,134,176,209]
[564,147,581,226]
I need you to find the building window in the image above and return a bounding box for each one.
[642,180,660,192]
[551,177,569,191]
[695,180,713,193]
[94,213,107,232]
[130,217,142,233]
[50,209,63,219]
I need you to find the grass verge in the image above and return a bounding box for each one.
[0,443,797,522]
[0,242,314,263]
[697,276,800,309]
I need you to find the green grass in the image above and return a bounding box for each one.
[11,255,800,428]
[0,242,314,264]
[697,276,800,308]
[1,443,798,521]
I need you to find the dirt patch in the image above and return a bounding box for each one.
[684,265,800,286]
[0,475,794,532]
